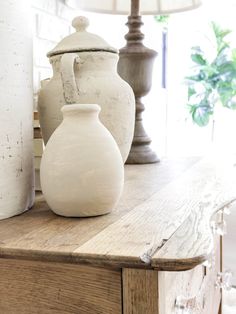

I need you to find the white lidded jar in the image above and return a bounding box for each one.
[0,0,34,219]
[38,16,135,163]
[40,104,124,217]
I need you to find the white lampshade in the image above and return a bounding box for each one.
[66,0,202,15]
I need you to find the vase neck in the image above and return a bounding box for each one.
[61,104,100,120]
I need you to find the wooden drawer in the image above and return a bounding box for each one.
[0,259,122,314]
[158,265,204,314]
[204,235,221,314]
[158,237,221,314]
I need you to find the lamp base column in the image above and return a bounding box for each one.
[126,97,159,164]
[127,145,160,164]
[118,14,160,164]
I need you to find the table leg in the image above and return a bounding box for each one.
[122,268,159,314]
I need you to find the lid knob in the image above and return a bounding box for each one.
[72,16,89,32]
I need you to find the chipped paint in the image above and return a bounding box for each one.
[0,0,34,220]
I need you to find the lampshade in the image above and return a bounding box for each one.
[66,0,202,15]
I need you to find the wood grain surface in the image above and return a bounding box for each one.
[123,268,158,314]
[0,259,122,314]
[0,156,234,271]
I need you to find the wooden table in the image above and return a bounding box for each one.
[0,157,234,313]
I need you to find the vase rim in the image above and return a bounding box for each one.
[61,104,101,114]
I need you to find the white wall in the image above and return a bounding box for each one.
[164,0,236,158]
[31,0,80,108]
[31,0,236,159]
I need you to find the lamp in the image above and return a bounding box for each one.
[66,0,202,164]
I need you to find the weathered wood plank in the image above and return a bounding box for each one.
[0,259,122,314]
[73,157,236,269]
[123,268,159,314]
[0,156,232,270]
[73,197,196,267]
[152,194,236,271]
[0,159,198,266]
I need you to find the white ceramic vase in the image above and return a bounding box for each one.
[38,16,135,163]
[40,104,124,217]
[0,0,34,220]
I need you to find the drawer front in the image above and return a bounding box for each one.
[200,235,221,314]
[158,265,204,314]
[0,258,122,314]
[158,236,221,314]
[207,235,221,314]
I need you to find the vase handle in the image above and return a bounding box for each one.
[60,53,80,104]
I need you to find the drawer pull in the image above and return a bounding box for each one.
[175,296,204,314]
[211,217,227,235]
[215,270,233,290]
[175,272,209,313]
[210,198,236,235]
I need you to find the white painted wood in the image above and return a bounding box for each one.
[158,266,204,314]
[0,0,34,219]
[224,204,236,286]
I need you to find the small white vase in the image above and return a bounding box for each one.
[40,104,124,217]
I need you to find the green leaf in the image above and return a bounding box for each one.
[229,101,236,109]
[211,21,231,53]
[231,79,236,89]
[217,61,235,74]
[221,98,236,109]
[232,49,236,63]
[191,53,207,65]
[214,51,228,67]
[192,106,211,127]
[185,74,202,82]
[185,21,236,127]
[211,21,231,40]
[219,87,236,108]
[217,43,229,56]
[188,87,196,100]
[189,101,213,127]
[154,15,169,24]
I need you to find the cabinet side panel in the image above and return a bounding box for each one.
[0,258,122,314]
[123,268,159,314]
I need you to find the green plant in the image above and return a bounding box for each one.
[154,15,169,25]
[186,22,236,127]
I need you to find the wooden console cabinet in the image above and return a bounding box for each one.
[0,157,233,313]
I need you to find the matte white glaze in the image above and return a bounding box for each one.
[40,104,124,217]
[38,16,135,162]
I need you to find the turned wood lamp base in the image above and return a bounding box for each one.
[126,94,160,164]
[126,144,160,164]
[117,0,160,164]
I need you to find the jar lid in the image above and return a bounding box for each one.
[47,16,118,57]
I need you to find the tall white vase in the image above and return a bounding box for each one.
[0,0,34,219]
[40,104,124,217]
[38,16,135,163]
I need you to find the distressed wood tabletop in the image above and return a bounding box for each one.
[0,156,235,271]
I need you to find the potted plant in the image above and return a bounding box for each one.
[186,22,236,127]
